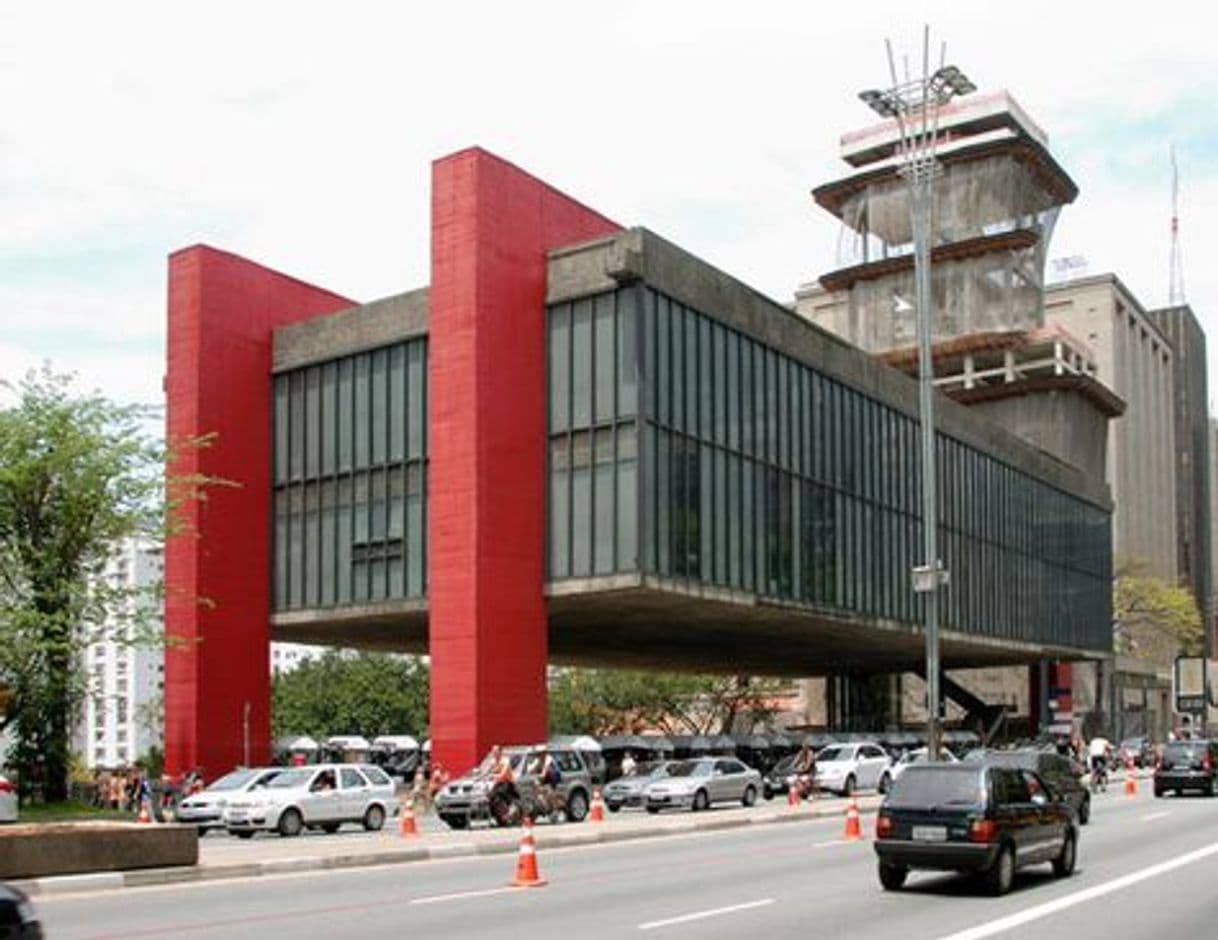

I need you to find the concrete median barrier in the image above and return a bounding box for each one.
[0,822,198,880]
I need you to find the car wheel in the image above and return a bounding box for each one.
[763,786,774,801]
[742,785,757,807]
[321,822,341,834]
[693,789,710,812]
[984,845,1015,896]
[607,803,621,813]
[1052,832,1077,878]
[1154,786,1164,798]
[566,789,589,822]
[878,773,891,795]
[1206,780,1216,798]
[842,775,856,798]
[646,806,661,814]
[277,809,304,838]
[878,862,907,891]
[233,831,255,840]
[1078,795,1090,825]
[441,814,469,830]
[363,804,386,832]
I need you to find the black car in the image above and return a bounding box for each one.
[874,763,1078,895]
[0,882,43,939]
[762,755,797,800]
[1154,739,1218,797]
[963,748,1090,825]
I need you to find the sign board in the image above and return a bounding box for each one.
[1175,656,1208,713]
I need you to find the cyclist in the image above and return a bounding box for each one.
[1088,735,1112,791]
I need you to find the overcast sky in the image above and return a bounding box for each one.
[2,1,1214,415]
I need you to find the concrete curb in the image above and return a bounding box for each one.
[13,798,879,898]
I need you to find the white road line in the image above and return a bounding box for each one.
[1140,811,1170,822]
[409,886,518,905]
[639,898,774,931]
[934,841,1218,940]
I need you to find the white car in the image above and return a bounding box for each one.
[814,742,891,796]
[0,773,16,823]
[222,763,396,838]
[877,747,959,794]
[176,767,282,830]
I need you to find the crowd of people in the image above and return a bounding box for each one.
[90,767,206,815]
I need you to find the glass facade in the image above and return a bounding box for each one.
[547,291,640,579]
[546,285,1112,652]
[272,338,427,610]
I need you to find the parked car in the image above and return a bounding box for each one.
[966,748,1090,825]
[1154,739,1218,797]
[435,744,593,829]
[603,761,673,811]
[175,767,282,831]
[644,758,761,813]
[874,762,1078,895]
[1118,737,1155,769]
[815,742,891,796]
[222,763,396,837]
[878,747,958,795]
[369,735,421,780]
[0,773,17,824]
[0,882,42,938]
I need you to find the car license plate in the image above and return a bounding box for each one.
[912,826,946,842]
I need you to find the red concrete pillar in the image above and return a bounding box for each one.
[428,149,619,775]
[164,246,352,777]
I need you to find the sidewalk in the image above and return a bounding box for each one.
[15,794,880,897]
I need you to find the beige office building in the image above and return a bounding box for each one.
[1045,275,1177,579]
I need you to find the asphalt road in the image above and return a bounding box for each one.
[35,788,1218,940]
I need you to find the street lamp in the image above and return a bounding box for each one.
[858,28,974,759]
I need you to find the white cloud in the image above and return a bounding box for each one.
[1,0,1215,403]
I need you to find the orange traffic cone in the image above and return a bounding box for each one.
[843,797,863,841]
[589,788,605,823]
[508,818,548,888]
[399,802,418,837]
[1124,759,1138,798]
[136,798,151,824]
[788,782,801,808]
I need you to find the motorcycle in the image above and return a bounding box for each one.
[488,779,566,827]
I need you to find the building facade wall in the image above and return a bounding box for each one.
[1147,305,1210,646]
[79,539,165,770]
[271,337,429,611]
[1046,276,1177,580]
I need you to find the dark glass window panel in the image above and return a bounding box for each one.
[273,488,288,607]
[288,485,303,608]
[336,477,352,604]
[727,454,741,588]
[407,341,425,459]
[700,443,713,582]
[616,454,638,570]
[354,355,371,469]
[389,345,406,462]
[305,366,321,478]
[670,303,685,433]
[274,376,289,485]
[595,294,615,425]
[303,481,319,607]
[406,464,425,596]
[618,291,638,417]
[726,330,740,451]
[700,317,713,442]
[337,358,353,473]
[370,350,387,466]
[321,362,337,477]
[657,430,671,575]
[685,308,698,437]
[550,305,570,433]
[289,371,305,481]
[572,300,593,430]
[594,428,615,574]
[643,290,657,421]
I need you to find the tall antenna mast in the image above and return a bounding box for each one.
[1169,144,1186,306]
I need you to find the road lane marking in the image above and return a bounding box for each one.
[934,841,1218,940]
[1140,811,1170,822]
[409,886,517,905]
[639,898,774,930]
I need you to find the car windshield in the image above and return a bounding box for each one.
[635,762,669,778]
[817,746,850,762]
[1163,742,1207,761]
[886,768,986,808]
[266,769,315,789]
[771,756,795,773]
[666,760,711,778]
[207,769,260,791]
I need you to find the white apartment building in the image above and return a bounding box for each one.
[271,642,325,675]
[78,538,165,770]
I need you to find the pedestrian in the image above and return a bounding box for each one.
[792,743,815,801]
[620,751,637,778]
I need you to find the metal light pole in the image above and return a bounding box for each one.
[859,28,975,759]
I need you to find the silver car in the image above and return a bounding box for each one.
[645,758,761,813]
[815,742,892,796]
[603,761,673,812]
[176,767,282,830]
[222,763,397,838]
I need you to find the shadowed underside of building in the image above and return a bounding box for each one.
[165,148,1113,779]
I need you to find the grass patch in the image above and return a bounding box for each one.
[15,802,137,823]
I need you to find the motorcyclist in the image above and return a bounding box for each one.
[1088,735,1112,791]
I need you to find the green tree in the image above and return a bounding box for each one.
[548,668,787,736]
[0,369,166,801]
[1114,562,1202,662]
[272,651,429,740]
